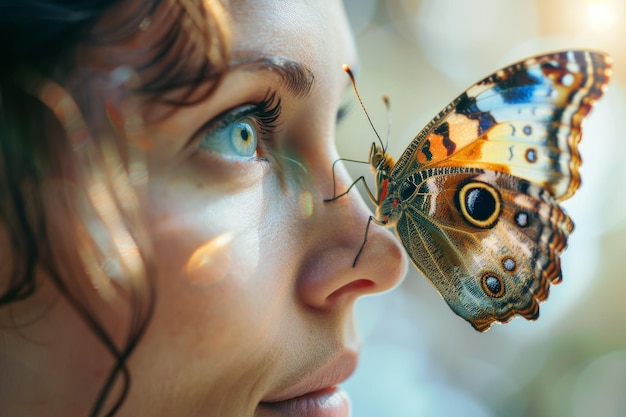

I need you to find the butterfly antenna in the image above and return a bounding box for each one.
[382,94,391,151]
[343,65,386,151]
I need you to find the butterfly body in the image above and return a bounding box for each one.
[365,50,611,331]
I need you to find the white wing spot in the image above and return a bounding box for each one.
[561,73,575,87]
[503,257,516,272]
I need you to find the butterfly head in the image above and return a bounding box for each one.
[368,142,394,175]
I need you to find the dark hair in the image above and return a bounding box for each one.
[0,1,229,416]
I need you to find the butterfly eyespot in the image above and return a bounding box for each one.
[525,148,538,163]
[514,211,529,228]
[481,273,505,298]
[523,125,532,135]
[457,182,501,228]
[502,257,517,272]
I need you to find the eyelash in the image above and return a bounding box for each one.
[251,91,282,135]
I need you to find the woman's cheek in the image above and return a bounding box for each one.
[145,179,274,351]
[149,180,265,289]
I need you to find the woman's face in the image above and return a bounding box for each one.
[1,1,406,416]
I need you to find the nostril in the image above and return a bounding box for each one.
[329,279,376,301]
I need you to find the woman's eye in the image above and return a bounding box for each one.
[199,116,259,159]
[196,92,281,161]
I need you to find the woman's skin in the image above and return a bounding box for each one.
[0,1,407,416]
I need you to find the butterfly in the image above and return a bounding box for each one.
[329,50,611,332]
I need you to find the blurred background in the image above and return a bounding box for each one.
[339,1,626,416]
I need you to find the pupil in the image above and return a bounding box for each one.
[240,129,249,141]
[466,188,496,221]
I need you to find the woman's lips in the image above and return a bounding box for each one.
[262,352,357,402]
[260,386,351,417]
[259,352,357,417]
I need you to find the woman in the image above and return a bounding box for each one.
[0,0,407,416]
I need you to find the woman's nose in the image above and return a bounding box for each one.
[296,160,407,311]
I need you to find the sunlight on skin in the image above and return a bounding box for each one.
[185,232,235,286]
[300,191,314,218]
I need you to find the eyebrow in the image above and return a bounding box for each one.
[230,56,315,98]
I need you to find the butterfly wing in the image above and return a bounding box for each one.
[383,50,610,331]
[395,169,572,331]
[391,50,611,201]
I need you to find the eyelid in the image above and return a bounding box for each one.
[206,105,259,136]
[189,90,281,148]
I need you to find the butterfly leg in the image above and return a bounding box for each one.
[353,215,387,267]
[324,175,371,202]
[323,157,371,202]
[323,168,378,206]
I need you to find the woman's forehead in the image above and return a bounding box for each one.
[227,0,356,71]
